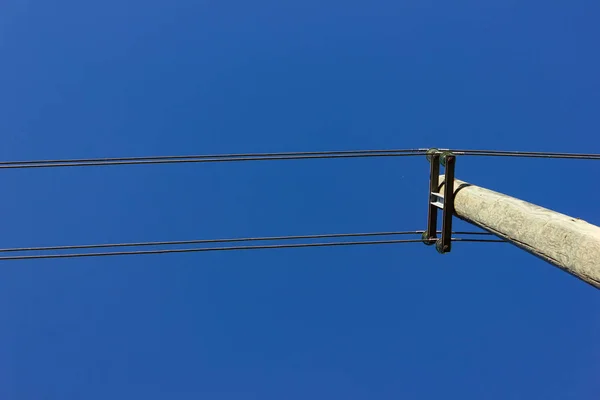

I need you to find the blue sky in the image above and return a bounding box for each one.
[1,1,599,399]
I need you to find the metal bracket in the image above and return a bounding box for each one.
[423,149,456,253]
[423,150,440,246]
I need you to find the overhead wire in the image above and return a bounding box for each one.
[0,236,505,261]
[0,146,573,260]
[0,149,426,169]
[453,149,600,160]
[452,238,505,243]
[0,230,431,253]
[0,149,427,166]
[1,148,599,170]
[0,230,496,254]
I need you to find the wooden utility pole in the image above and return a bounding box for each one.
[439,176,600,289]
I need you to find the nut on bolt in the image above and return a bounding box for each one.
[426,148,440,163]
[440,151,454,167]
[435,239,449,254]
[422,231,435,246]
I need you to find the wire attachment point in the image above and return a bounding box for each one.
[440,151,454,167]
[422,231,435,246]
[426,148,440,163]
[424,150,456,254]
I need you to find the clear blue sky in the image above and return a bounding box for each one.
[1,1,599,399]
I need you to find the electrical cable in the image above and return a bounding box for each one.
[0,149,426,169]
[2,148,598,170]
[0,230,429,253]
[0,149,427,166]
[0,239,430,260]
[0,237,504,261]
[453,149,600,160]
[452,238,506,243]
[0,231,496,254]
[451,231,493,235]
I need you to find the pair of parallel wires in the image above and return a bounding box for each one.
[1,148,597,261]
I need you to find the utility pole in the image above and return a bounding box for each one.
[439,175,600,289]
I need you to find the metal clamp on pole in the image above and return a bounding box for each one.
[423,149,440,246]
[423,149,456,254]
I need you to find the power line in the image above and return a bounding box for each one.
[452,231,493,236]
[0,237,504,261]
[0,230,429,253]
[453,238,505,243]
[0,230,494,253]
[0,149,426,170]
[454,149,600,160]
[2,148,598,170]
[0,239,424,260]
[0,149,427,166]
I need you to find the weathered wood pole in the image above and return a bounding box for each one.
[439,176,600,289]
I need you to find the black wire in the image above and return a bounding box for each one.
[452,238,506,243]
[452,231,493,235]
[0,238,427,260]
[0,149,427,166]
[0,231,428,253]
[454,150,600,160]
[0,237,504,261]
[0,231,494,253]
[0,150,426,169]
[3,148,598,170]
